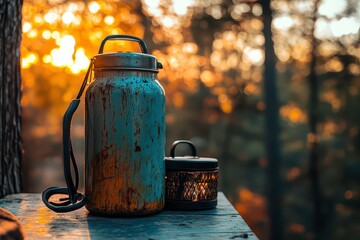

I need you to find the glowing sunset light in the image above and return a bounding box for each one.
[314,18,332,39]
[49,44,90,73]
[50,48,67,67]
[22,53,38,69]
[104,15,115,25]
[244,83,260,95]
[218,94,233,114]
[280,104,307,124]
[162,16,175,28]
[51,31,60,39]
[71,48,90,74]
[141,0,197,42]
[144,0,160,8]
[58,35,76,49]
[269,0,360,52]
[88,1,100,14]
[22,22,31,33]
[44,12,57,24]
[62,11,75,25]
[27,29,37,38]
[182,42,197,54]
[172,0,193,16]
[272,15,295,30]
[42,55,52,64]
[172,92,184,107]
[200,70,216,87]
[34,15,43,24]
[318,0,347,18]
[18,0,360,124]
[330,17,360,37]
[67,2,84,12]
[42,30,51,40]
[227,53,239,68]
[244,48,264,66]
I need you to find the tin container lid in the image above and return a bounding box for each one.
[92,35,162,72]
[165,140,218,171]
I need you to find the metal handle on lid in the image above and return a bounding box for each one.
[170,140,197,158]
[98,35,149,54]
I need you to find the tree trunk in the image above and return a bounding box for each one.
[0,0,23,198]
[262,0,283,239]
[308,1,324,239]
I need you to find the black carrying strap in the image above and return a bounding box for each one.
[42,61,93,212]
[42,34,150,213]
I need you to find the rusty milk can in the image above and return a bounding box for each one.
[42,35,166,216]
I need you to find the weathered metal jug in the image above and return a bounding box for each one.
[42,35,166,216]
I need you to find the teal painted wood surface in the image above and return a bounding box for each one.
[0,193,258,239]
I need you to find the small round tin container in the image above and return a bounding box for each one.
[165,140,218,210]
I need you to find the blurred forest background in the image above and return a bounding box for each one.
[20,0,359,239]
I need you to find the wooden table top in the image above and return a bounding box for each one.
[0,192,257,239]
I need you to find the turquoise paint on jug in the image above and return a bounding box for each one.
[84,51,165,216]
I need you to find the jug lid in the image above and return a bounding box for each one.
[93,52,162,73]
[93,35,162,73]
[164,140,218,171]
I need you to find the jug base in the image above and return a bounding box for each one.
[85,203,164,217]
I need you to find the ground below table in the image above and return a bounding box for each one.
[0,192,258,239]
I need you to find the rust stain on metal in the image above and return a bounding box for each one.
[93,145,117,182]
[86,146,164,216]
[121,89,127,108]
[134,142,141,152]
